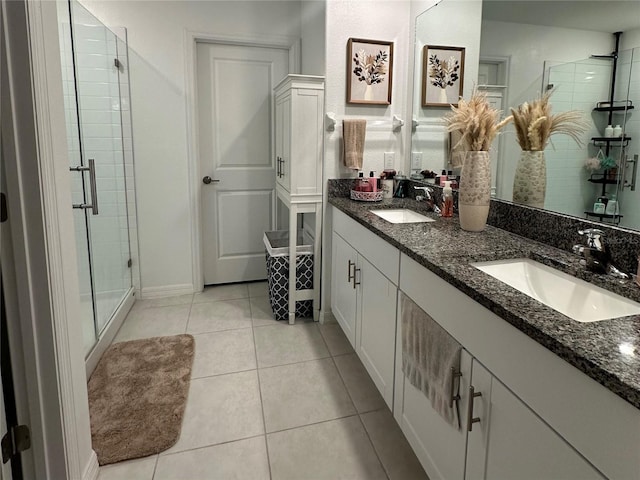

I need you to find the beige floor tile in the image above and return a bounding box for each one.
[254,323,330,368]
[248,280,269,298]
[319,322,354,356]
[187,299,252,334]
[250,295,278,327]
[164,371,264,454]
[361,409,429,480]
[267,416,387,480]
[193,284,249,304]
[98,455,157,480]
[113,304,190,343]
[132,294,193,309]
[259,358,356,432]
[334,353,386,413]
[154,436,269,480]
[192,328,256,378]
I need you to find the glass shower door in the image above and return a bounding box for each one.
[70,2,132,339]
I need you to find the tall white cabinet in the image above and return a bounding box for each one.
[274,75,324,324]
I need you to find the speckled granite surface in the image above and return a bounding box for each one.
[328,192,640,410]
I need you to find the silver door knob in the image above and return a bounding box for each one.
[202,176,220,184]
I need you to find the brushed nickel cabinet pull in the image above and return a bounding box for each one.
[467,385,482,432]
[449,367,462,408]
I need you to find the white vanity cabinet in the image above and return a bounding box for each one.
[331,207,399,408]
[395,313,603,480]
[400,253,637,480]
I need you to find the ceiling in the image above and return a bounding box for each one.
[482,1,640,34]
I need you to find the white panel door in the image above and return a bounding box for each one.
[331,232,357,347]
[356,256,397,408]
[197,43,288,284]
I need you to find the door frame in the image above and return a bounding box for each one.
[2,1,98,478]
[184,30,300,292]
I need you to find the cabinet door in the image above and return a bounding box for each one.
[274,95,290,191]
[466,360,604,480]
[331,232,357,347]
[397,346,472,480]
[356,256,397,409]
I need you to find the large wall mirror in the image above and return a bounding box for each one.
[411,1,640,232]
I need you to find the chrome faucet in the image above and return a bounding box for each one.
[572,228,629,278]
[414,186,441,214]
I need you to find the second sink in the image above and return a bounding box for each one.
[471,258,640,322]
[370,209,435,224]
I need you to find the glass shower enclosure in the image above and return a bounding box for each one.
[58,1,137,362]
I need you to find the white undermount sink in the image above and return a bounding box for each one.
[471,258,640,322]
[370,209,435,224]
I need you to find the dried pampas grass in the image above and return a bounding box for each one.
[444,90,512,152]
[510,90,588,151]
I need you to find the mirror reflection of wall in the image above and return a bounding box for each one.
[411,1,640,232]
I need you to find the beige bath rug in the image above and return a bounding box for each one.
[88,334,194,465]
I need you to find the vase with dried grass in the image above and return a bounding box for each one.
[510,91,588,208]
[444,91,511,231]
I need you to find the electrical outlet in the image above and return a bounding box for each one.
[411,152,423,170]
[384,152,395,169]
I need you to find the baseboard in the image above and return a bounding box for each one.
[82,451,99,480]
[318,309,336,324]
[140,283,194,299]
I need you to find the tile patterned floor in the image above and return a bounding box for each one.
[98,282,428,480]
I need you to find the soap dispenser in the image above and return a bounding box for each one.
[441,181,454,217]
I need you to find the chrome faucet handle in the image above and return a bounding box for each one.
[413,186,433,199]
[578,228,606,251]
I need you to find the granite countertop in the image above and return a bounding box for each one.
[329,196,640,410]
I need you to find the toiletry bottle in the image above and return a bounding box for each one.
[605,194,618,215]
[355,172,364,191]
[604,125,614,138]
[441,181,454,217]
[593,199,606,214]
[368,171,377,192]
[613,125,622,137]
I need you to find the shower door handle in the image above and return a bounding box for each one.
[70,158,99,215]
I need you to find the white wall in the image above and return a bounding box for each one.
[480,20,613,215]
[301,1,326,76]
[79,0,302,295]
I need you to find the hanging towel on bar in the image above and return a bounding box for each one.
[400,291,462,428]
[342,119,367,170]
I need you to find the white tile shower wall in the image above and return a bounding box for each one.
[544,60,610,218]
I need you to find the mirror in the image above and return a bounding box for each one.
[411,1,640,231]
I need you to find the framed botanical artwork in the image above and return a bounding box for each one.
[346,38,394,105]
[422,45,465,107]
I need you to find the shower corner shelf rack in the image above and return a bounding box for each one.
[274,74,325,324]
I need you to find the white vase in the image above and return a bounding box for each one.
[512,151,546,209]
[438,87,448,104]
[458,151,491,232]
[364,84,373,101]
